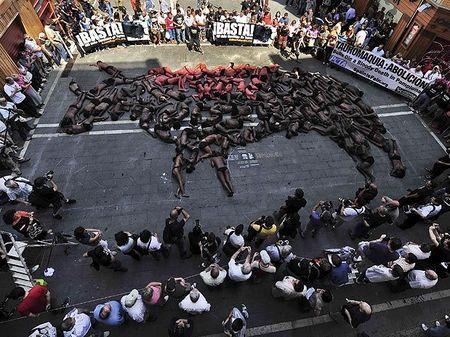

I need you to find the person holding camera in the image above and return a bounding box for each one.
[300,201,334,239]
[28,171,76,219]
[0,97,35,142]
[163,206,192,259]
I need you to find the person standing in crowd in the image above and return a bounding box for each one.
[83,245,127,272]
[421,314,450,336]
[228,246,253,282]
[0,97,36,141]
[426,148,450,180]
[2,209,49,240]
[74,226,108,248]
[120,289,147,323]
[3,77,40,118]
[173,9,185,44]
[61,307,111,337]
[341,298,372,329]
[223,224,245,257]
[93,301,125,326]
[186,20,203,54]
[114,230,142,260]
[0,175,32,205]
[168,317,194,337]
[163,206,192,259]
[222,305,249,337]
[245,215,277,247]
[200,263,227,287]
[137,229,169,260]
[179,284,211,314]
[165,12,176,42]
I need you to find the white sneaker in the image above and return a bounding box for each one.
[435,321,441,327]
[445,315,449,320]
[421,324,428,331]
[103,332,110,337]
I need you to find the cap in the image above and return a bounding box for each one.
[260,250,270,264]
[124,289,139,307]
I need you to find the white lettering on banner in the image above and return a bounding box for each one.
[330,42,430,99]
[75,22,126,48]
[212,22,261,44]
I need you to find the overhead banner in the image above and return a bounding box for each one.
[330,42,430,99]
[212,22,274,45]
[75,22,126,51]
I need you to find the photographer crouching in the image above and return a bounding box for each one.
[28,171,76,219]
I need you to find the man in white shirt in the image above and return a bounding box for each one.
[137,229,168,260]
[4,77,39,118]
[179,285,211,314]
[354,26,367,47]
[358,264,402,283]
[200,263,227,286]
[0,175,32,204]
[61,308,110,337]
[407,269,438,289]
[424,66,442,83]
[120,289,147,323]
[235,12,248,23]
[371,44,385,57]
[228,246,252,282]
[273,276,306,299]
[400,242,431,260]
[223,224,245,256]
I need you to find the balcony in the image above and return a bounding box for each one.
[427,0,450,10]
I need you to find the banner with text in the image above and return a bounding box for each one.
[75,22,126,51]
[212,22,274,45]
[330,42,430,99]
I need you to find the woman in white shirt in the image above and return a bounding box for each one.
[272,276,306,299]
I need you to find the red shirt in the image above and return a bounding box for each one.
[165,17,174,29]
[262,13,272,25]
[17,285,48,316]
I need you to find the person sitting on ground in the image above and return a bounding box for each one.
[164,277,191,299]
[200,263,227,287]
[356,263,404,284]
[329,254,351,286]
[179,284,211,315]
[120,289,147,323]
[222,224,245,257]
[302,287,333,316]
[222,305,249,337]
[358,234,402,266]
[93,300,125,326]
[8,285,51,317]
[245,215,277,247]
[400,241,432,261]
[421,314,450,336]
[228,246,253,282]
[136,229,169,260]
[272,276,307,300]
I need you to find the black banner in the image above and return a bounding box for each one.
[212,22,273,45]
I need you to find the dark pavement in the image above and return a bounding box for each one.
[0,45,448,337]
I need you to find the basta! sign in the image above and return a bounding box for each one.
[212,21,255,44]
[75,22,126,49]
[330,42,430,99]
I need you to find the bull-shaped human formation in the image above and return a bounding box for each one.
[61,61,406,197]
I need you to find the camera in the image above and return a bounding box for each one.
[45,170,54,180]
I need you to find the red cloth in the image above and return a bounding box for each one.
[165,17,174,29]
[17,285,48,316]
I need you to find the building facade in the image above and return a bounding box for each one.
[0,0,54,84]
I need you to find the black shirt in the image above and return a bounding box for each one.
[87,247,112,269]
[430,242,450,264]
[164,218,186,243]
[285,196,307,213]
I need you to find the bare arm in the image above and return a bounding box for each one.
[428,224,441,246]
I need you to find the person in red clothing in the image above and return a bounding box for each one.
[165,12,176,42]
[8,285,51,317]
[261,10,272,25]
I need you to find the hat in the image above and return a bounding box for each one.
[260,250,270,264]
[38,32,46,40]
[124,289,139,308]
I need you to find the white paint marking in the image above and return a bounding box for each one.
[32,129,144,138]
[200,289,450,337]
[37,120,139,128]
[414,114,447,151]
[19,66,65,157]
[378,111,414,117]
[372,103,408,110]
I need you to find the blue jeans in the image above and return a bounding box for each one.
[168,28,175,41]
[175,28,185,43]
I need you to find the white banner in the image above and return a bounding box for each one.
[330,42,430,99]
[75,22,126,49]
